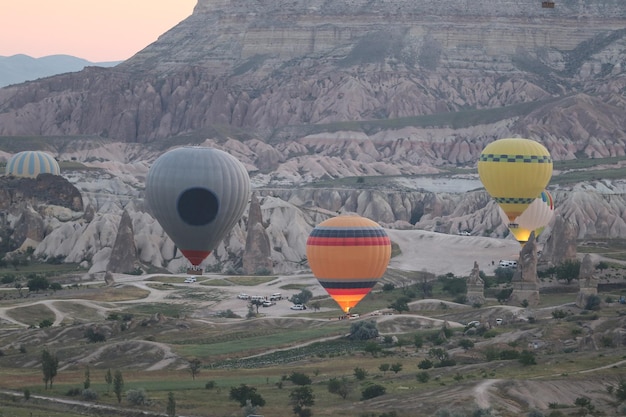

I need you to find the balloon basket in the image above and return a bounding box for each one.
[186,267,203,275]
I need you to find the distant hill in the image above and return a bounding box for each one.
[0,54,120,88]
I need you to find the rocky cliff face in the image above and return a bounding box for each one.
[0,0,625,161]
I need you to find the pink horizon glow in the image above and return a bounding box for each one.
[0,0,197,62]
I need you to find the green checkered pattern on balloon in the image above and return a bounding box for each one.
[479,154,552,163]
[495,197,536,204]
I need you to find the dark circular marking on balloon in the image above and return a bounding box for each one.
[177,187,219,226]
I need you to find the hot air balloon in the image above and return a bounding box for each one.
[5,151,60,178]
[145,147,250,267]
[499,190,555,245]
[478,138,552,222]
[306,215,391,314]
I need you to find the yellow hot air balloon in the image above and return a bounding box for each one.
[499,190,555,245]
[478,138,552,221]
[306,215,391,313]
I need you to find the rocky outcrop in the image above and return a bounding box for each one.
[466,261,485,305]
[0,174,83,214]
[242,193,273,275]
[0,0,625,159]
[510,232,540,306]
[576,254,599,309]
[542,215,579,266]
[107,210,140,274]
[13,207,45,250]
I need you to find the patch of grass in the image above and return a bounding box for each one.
[270,97,564,143]
[279,283,313,291]
[77,285,151,302]
[0,263,85,279]
[6,303,55,327]
[146,275,182,284]
[225,276,277,286]
[201,278,232,286]
[536,292,578,308]
[175,324,349,360]
[122,302,192,319]
[553,156,626,170]
[551,167,626,185]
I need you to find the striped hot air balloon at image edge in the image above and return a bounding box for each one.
[306,215,391,314]
[5,150,60,178]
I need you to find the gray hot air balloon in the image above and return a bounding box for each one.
[145,147,250,266]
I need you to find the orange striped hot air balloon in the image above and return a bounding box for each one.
[306,215,391,314]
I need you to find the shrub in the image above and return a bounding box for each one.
[126,388,150,406]
[499,349,520,360]
[418,359,433,369]
[349,321,379,340]
[519,350,537,366]
[82,389,98,401]
[361,384,386,400]
[84,327,106,343]
[494,267,514,284]
[39,319,54,328]
[416,371,430,383]
[585,295,601,311]
[205,380,217,390]
[354,367,368,380]
[289,372,312,386]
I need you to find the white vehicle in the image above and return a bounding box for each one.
[262,300,275,307]
[495,318,503,325]
[237,293,250,300]
[499,260,518,268]
[184,277,197,283]
[458,230,471,236]
[466,320,480,328]
[290,304,306,310]
[349,313,360,319]
[269,293,282,301]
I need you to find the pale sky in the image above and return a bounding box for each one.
[0,0,197,62]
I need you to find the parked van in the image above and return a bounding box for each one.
[269,293,282,301]
[499,260,517,268]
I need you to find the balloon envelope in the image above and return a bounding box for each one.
[478,138,552,221]
[306,215,391,313]
[499,190,555,244]
[5,151,60,178]
[145,147,250,266]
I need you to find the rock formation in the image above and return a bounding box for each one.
[106,210,140,274]
[242,193,273,275]
[13,206,45,251]
[0,0,625,158]
[542,214,578,267]
[466,261,485,305]
[510,232,540,306]
[576,254,599,309]
[0,174,83,214]
[0,0,625,276]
